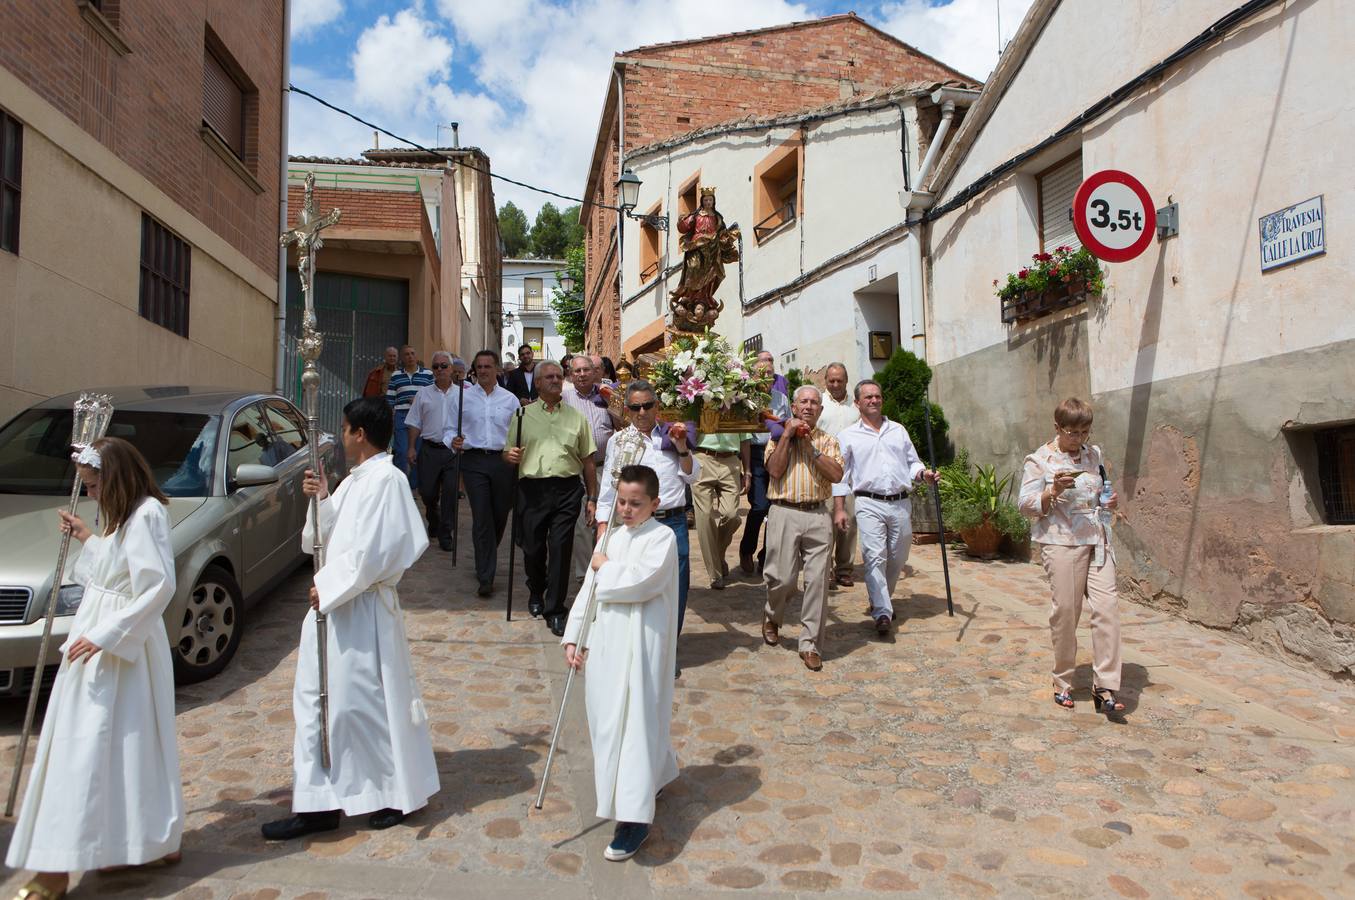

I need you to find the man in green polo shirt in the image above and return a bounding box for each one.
[505,360,598,635]
[692,429,751,590]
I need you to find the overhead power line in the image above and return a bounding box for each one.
[287,84,610,211]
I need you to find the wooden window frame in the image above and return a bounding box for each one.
[753,139,802,244]
[677,171,700,218]
[1,108,21,256]
[524,277,544,311]
[638,201,662,284]
[200,30,264,192]
[1316,425,1355,526]
[139,213,192,338]
[1036,151,1083,253]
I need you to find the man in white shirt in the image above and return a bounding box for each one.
[447,349,520,596]
[596,380,699,637]
[564,356,623,585]
[405,350,464,551]
[818,363,862,588]
[832,379,939,634]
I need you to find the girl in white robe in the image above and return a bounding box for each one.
[7,437,182,899]
[262,396,439,842]
[562,465,680,862]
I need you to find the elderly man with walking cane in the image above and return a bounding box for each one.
[832,379,940,635]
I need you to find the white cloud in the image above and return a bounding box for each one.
[352,7,455,112]
[291,0,344,38]
[878,0,1036,83]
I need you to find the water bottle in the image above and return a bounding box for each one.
[1098,465,1114,529]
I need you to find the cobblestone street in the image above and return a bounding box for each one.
[3,503,1353,899]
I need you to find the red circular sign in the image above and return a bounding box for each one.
[1072,170,1156,262]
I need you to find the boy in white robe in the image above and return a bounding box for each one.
[562,464,680,862]
[262,396,440,841]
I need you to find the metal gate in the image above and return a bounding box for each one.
[284,270,409,435]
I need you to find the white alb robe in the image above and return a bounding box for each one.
[7,498,182,871]
[292,452,439,816]
[561,518,679,824]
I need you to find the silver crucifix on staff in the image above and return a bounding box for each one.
[280,172,342,770]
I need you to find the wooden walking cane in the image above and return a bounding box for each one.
[535,426,648,810]
[505,409,524,622]
[920,395,955,617]
[5,393,113,818]
[451,380,465,567]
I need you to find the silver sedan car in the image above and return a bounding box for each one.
[0,386,340,692]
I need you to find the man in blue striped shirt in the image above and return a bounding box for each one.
[387,344,433,490]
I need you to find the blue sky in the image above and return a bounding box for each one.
[287,0,1033,216]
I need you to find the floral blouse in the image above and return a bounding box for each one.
[1018,441,1110,548]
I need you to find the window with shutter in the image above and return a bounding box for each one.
[139,214,191,338]
[1,108,20,255]
[1038,153,1082,252]
[202,47,245,158]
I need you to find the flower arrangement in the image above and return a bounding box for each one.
[994,246,1106,303]
[649,331,772,425]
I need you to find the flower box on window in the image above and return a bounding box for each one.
[996,247,1105,325]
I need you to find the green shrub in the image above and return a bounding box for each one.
[873,349,952,466]
[938,448,1027,540]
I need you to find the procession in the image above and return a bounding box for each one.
[2,1,1353,898]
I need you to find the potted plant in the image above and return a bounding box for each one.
[995,246,1106,322]
[939,450,1030,559]
[648,331,773,432]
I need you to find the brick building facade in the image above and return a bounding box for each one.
[0,0,286,417]
[580,13,972,359]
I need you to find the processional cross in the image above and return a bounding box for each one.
[279,171,341,769]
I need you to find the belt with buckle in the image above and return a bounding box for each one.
[653,507,687,520]
[698,449,739,458]
[771,498,827,511]
[462,447,502,454]
[854,489,910,502]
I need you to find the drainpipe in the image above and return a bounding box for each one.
[274,0,292,395]
[901,87,975,361]
[612,66,624,356]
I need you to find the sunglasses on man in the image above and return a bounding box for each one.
[627,401,657,412]
[432,363,450,370]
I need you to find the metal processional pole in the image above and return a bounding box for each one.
[281,172,342,769]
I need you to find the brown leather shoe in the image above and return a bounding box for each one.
[762,618,779,646]
[799,650,823,671]
[836,573,855,587]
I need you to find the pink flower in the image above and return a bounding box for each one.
[678,375,709,402]
[1055,245,1072,253]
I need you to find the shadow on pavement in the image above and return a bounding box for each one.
[638,747,762,866]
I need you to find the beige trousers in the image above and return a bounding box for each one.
[1041,543,1122,692]
[693,451,741,582]
[763,503,832,653]
[833,494,857,578]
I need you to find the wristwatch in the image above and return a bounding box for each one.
[586,495,598,502]
[675,449,690,457]
[812,447,823,460]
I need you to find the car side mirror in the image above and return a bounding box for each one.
[234,463,279,488]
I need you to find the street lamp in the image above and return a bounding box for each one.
[559,270,575,293]
[615,168,668,231]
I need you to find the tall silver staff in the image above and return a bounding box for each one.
[6,392,114,817]
[281,172,342,770]
[535,425,649,810]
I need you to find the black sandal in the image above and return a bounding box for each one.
[1053,690,1074,709]
[1093,687,1125,716]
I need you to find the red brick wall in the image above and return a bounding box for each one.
[582,15,971,357]
[287,185,425,233]
[0,0,285,275]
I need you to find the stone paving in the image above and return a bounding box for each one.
[2,501,1353,899]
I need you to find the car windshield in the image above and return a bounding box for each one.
[0,409,219,497]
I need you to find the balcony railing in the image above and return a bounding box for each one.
[639,259,661,283]
[753,200,796,242]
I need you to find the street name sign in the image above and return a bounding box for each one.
[1259,195,1325,272]
[1072,170,1156,262]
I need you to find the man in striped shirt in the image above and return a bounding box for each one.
[761,385,845,672]
[386,344,433,490]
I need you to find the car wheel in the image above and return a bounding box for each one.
[172,564,244,684]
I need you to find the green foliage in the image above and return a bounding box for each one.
[939,449,1028,540]
[872,349,952,466]
[549,245,586,352]
[784,368,805,396]
[529,202,585,260]
[995,246,1106,302]
[498,202,530,258]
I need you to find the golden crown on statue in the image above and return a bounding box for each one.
[699,186,716,199]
